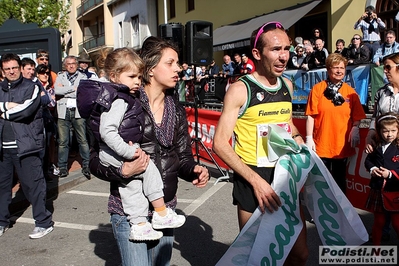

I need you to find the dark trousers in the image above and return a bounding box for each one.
[321,157,347,194]
[0,148,52,228]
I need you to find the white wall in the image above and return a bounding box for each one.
[111,0,157,49]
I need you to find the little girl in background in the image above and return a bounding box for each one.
[365,112,399,245]
[78,47,185,241]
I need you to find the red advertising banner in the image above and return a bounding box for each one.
[293,118,370,211]
[186,108,370,211]
[186,107,230,169]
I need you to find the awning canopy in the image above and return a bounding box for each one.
[213,0,322,51]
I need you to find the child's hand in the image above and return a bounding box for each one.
[371,167,382,177]
[132,148,142,160]
[379,167,390,179]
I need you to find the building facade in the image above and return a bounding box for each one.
[66,0,399,67]
[158,0,399,65]
[67,0,158,63]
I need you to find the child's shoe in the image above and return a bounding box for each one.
[129,222,163,241]
[152,208,186,229]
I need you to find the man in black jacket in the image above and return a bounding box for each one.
[0,53,54,239]
[314,38,329,67]
[301,45,316,71]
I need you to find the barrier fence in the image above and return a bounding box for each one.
[179,63,385,108]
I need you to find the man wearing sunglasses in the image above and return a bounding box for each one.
[35,49,57,86]
[214,21,307,265]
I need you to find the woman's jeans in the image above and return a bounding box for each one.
[110,214,174,266]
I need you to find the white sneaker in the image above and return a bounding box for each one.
[152,208,186,229]
[129,222,163,241]
[0,225,8,237]
[29,226,54,239]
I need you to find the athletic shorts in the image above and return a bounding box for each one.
[232,165,275,213]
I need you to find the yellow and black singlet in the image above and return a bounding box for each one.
[233,75,293,167]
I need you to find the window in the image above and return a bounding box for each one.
[131,15,140,49]
[187,0,194,12]
[169,0,176,19]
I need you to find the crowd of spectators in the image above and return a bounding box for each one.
[0,49,103,239]
[284,5,396,71]
[186,5,390,77]
[1,50,101,183]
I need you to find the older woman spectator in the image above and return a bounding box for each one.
[291,46,306,69]
[305,53,366,194]
[347,34,371,65]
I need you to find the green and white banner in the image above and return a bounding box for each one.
[216,124,369,266]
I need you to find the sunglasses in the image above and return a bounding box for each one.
[324,88,345,106]
[383,64,399,71]
[38,57,49,61]
[253,21,284,49]
[38,71,50,75]
[352,37,361,40]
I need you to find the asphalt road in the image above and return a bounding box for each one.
[1,170,397,266]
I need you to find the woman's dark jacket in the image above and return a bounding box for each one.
[347,44,371,65]
[90,89,198,214]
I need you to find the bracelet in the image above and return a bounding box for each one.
[292,134,302,139]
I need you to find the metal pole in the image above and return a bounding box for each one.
[163,0,168,24]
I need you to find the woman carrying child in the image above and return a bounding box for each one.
[87,37,209,266]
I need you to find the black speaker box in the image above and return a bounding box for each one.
[185,20,213,65]
[158,23,184,61]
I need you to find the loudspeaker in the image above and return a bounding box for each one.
[158,23,184,62]
[185,20,213,65]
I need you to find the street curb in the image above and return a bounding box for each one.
[9,168,90,215]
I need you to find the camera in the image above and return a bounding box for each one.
[367,11,372,16]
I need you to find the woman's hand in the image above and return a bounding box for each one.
[306,136,316,152]
[192,165,209,188]
[348,126,360,148]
